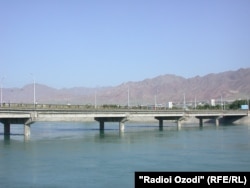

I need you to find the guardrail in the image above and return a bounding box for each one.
[0,103,248,115]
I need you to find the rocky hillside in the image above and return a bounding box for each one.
[3,68,250,105]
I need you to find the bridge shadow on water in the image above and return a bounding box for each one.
[0,133,24,142]
[0,123,239,143]
[55,128,119,132]
[0,133,24,136]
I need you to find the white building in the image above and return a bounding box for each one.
[211,99,215,106]
[167,102,173,109]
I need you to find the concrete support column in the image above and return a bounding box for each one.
[199,118,203,127]
[215,118,219,126]
[99,121,104,131]
[119,122,125,132]
[159,119,163,128]
[177,120,182,129]
[4,123,10,135]
[24,124,31,137]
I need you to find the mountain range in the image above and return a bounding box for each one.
[3,68,250,106]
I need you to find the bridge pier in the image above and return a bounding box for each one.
[177,120,182,129]
[4,122,10,135]
[159,119,163,128]
[24,123,31,137]
[99,120,105,131]
[1,118,32,138]
[94,117,128,131]
[197,116,221,127]
[199,118,203,127]
[215,118,220,126]
[119,122,125,132]
[155,116,185,129]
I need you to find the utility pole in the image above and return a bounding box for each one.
[30,74,36,108]
[194,95,197,110]
[183,93,186,110]
[220,95,224,110]
[94,90,97,109]
[154,88,158,110]
[0,77,4,107]
[127,86,130,109]
[154,95,157,110]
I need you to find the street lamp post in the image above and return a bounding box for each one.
[95,90,97,109]
[0,77,4,107]
[154,88,158,111]
[30,74,36,107]
[194,95,197,110]
[127,86,130,109]
[221,95,223,110]
[183,93,186,110]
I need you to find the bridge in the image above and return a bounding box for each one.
[0,105,248,138]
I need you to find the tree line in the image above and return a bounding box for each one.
[195,99,249,110]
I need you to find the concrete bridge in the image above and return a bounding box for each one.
[0,107,248,138]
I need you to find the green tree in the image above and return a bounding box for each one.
[229,100,249,109]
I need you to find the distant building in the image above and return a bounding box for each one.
[211,99,215,106]
[167,102,173,109]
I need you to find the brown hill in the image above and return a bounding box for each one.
[3,68,250,106]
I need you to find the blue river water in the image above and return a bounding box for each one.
[0,122,250,188]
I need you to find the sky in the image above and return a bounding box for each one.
[0,0,250,88]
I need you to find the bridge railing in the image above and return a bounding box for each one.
[0,103,177,111]
[0,103,248,115]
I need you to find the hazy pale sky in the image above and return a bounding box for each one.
[1,0,249,88]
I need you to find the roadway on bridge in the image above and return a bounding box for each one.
[0,107,248,138]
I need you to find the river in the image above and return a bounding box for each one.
[0,122,250,187]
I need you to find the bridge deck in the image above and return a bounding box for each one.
[0,109,247,121]
[0,108,248,138]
